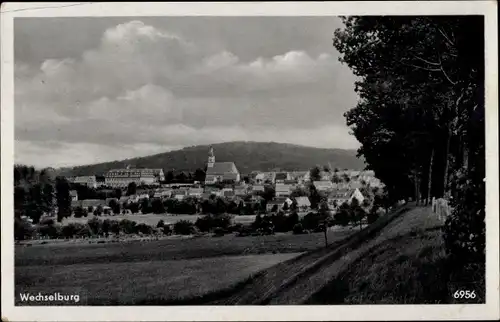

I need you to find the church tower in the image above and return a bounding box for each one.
[207,146,215,168]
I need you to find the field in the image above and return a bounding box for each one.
[16,253,300,305]
[15,228,355,304]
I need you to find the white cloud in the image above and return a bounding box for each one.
[14,19,359,167]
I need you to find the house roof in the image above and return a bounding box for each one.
[69,190,78,197]
[252,185,265,191]
[275,184,292,192]
[313,181,334,189]
[329,188,355,199]
[295,196,311,207]
[275,172,288,180]
[206,162,239,175]
[81,199,106,208]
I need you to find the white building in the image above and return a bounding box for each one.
[104,167,164,188]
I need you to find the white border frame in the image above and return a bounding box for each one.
[1,2,498,321]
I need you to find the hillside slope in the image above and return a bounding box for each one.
[57,141,364,176]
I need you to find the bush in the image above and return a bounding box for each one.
[119,219,137,234]
[162,225,172,235]
[87,206,94,213]
[195,214,232,232]
[73,206,86,218]
[151,198,165,214]
[443,168,485,264]
[14,217,34,240]
[39,217,55,226]
[213,227,225,237]
[87,217,102,235]
[156,220,165,228]
[367,212,379,224]
[109,220,121,235]
[136,223,153,235]
[75,224,92,238]
[61,223,85,238]
[174,220,195,235]
[292,223,305,235]
[93,205,103,216]
[37,223,62,239]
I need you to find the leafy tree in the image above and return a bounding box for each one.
[156,219,165,228]
[292,223,305,235]
[109,220,121,235]
[119,219,137,234]
[136,223,153,235]
[108,199,121,214]
[101,219,112,237]
[174,220,195,235]
[194,168,206,182]
[262,186,276,202]
[55,177,72,222]
[165,171,174,184]
[114,188,123,200]
[14,217,34,240]
[335,202,351,226]
[73,206,86,218]
[151,198,165,214]
[140,198,152,214]
[126,182,137,196]
[332,173,342,184]
[87,217,102,235]
[94,205,103,216]
[309,166,322,181]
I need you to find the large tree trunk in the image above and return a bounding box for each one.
[414,171,419,206]
[426,148,434,206]
[442,126,452,197]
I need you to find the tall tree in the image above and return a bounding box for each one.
[55,176,72,222]
[309,166,322,181]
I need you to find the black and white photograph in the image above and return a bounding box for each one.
[1,2,498,321]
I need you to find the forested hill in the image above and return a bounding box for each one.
[55,141,365,176]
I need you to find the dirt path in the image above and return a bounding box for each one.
[207,205,414,305]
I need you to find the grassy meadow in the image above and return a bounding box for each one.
[305,207,484,304]
[15,228,355,304]
[16,253,301,305]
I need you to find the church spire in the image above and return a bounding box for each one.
[208,146,215,167]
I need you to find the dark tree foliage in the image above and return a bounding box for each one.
[126,182,137,196]
[334,16,484,263]
[55,176,72,222]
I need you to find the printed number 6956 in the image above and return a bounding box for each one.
[453,290,476,299]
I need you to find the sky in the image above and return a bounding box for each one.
[14,16,360,168]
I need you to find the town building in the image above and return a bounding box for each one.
[274,172,291,184]
[204,147,241,184]
[251,185,265,194]
[72,175,99,188]
[313,180,335,192]
[69,190,78,201]
[275,183,293,197]
[327,188,365,210]
[266,197,293,212]
[294,196,311,210]
[188,187,204,198]
[234,185,248,196]
[254,172,276,184]
[104,167,165,188]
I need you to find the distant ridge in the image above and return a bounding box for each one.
[55,141,365,176]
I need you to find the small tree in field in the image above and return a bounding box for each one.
[174,220,195,235]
